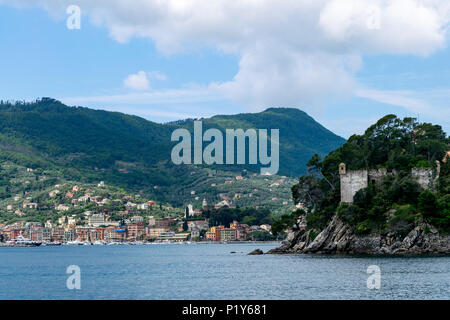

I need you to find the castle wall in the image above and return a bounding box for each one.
[368,168,388,185]
[411,168,434,190]
[340,170,368,203]
[339,164,439,203]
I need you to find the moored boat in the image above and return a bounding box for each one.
[43,241,62,246]
[6,233,41,247]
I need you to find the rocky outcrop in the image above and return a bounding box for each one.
[267,215,450,255]
[248,249,264,255]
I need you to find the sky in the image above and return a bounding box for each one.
[0,0,449,138]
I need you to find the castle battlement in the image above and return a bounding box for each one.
[339,162,439,203]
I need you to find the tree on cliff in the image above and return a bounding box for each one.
[271,209,306,236]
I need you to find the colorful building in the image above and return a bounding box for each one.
[127,222,144,240]
[220,228,237,241]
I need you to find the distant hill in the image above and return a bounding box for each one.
[0,98,345,207]
[200,107,345,176]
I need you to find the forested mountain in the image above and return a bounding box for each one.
[181,107,345,177]
[0,98,344,207]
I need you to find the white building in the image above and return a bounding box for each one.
[68,215,78,226]
[187,204,195,217]
[137,203,149,210]
[131,215,144,223]
[49,190,60,198]
[88,214,105,227]
[56,204,70,212]
[58,216,67,225]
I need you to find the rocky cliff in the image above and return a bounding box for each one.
[267,215,450,254]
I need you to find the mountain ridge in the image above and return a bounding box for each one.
[0,98,345,207]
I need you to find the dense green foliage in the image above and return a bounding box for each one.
[198,107,345,176]
[289,115,449,234]
[271,209,306,236]
[202,206,273,227]
[250,230,279,241]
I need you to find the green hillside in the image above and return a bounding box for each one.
[175,107,345,177]
[0,98,344,211]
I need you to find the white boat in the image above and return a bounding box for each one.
[67,237,84,245]
[42,241,62,246]
[7,233,41,247]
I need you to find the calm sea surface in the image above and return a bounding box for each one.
[0,243,449,300]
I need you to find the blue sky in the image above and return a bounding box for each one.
[0,1,449,138]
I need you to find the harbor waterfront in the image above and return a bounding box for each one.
[1,243,449,300]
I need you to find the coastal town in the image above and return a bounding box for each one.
[0,162,298,246]
[0,179,280,246]
[0,217,275,246]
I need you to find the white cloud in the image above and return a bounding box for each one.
[2,0,450,114]
[123,71,150,91]
[355,87,450,132]
[211,50,359,112]
[59,87,227,122]
[355,88,432,114]
[319,0,447,56]
[61,87,223,106]
[148,71,167,81]
[321,117,380,137]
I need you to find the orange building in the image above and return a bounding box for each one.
[209,225,225,241]
[104,226,126,242]
[205,231,217,241]
[127,222,144,240]
[95,227,105,240]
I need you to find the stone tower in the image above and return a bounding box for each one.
[339,163,346,175]
[339,164,368,204]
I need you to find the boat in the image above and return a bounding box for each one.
[67,237,84,245]
[42,241,62,246]
[6,233,41,247]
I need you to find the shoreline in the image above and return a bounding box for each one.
[267,215,450,255]
[0,241,281,247]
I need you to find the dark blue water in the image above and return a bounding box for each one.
[0,243,449,299]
